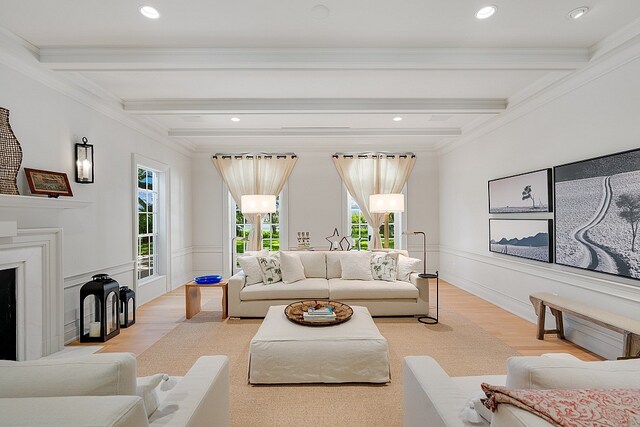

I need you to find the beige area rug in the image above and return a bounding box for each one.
[137,306,519,427]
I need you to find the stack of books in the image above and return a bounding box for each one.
[303,306,336,322]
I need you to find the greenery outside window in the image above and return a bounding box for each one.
[234,195,281,256]
[137,167,158,280]
[348,193,399,250]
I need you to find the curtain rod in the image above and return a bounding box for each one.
[213,152,297,159]
[332,152,415,159]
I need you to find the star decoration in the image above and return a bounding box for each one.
[325,228,341,251]
[339,236,353,251]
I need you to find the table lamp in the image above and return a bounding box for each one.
[370,193,405,248]
[241,194,277,251]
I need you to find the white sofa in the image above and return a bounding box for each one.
[0,353,229,427]
[403,355,640,427]
[228,250,429,318]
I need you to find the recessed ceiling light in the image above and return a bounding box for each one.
[139,6,160,19]
[393,117,403,122]
[231,117,240,122]
[475,5,497,20]
[568,6,589,20]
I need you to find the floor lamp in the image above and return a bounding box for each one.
[240,194,277,251]
[370,193,405,249]
[404,231,439,325]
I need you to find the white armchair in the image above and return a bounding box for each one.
[0,354,229,427]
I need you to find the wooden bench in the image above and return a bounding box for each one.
[530,292,640,359]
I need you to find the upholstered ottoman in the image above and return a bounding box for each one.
[249,305,390,384]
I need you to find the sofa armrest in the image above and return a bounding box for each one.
[404,356,479,427]
[0,396,149,427]
[0,353,137,398]
[409,273,430,307]
[149,356,229,427]
[228,272,246,317]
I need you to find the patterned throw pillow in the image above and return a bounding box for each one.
[371,252,398,282]
[257,254,282,284]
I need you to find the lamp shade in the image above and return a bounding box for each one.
[241,194,277,214]
[369,193,405,213]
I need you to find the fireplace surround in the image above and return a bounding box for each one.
[0,226,63,360]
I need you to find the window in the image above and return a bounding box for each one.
[233,195,281,257]
[347,193,401,250]
[137,167,158,280]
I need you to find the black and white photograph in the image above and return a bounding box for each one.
[488,169,552,213]
[489,219,552,263]
[555,148,640,280]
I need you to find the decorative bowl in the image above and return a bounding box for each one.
[194,275,222,284]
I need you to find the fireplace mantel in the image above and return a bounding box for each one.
[0,194,91,210]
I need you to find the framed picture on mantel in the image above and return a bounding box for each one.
[488,169,552,214]
[24,168,73,197]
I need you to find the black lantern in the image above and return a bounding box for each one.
[75,137,94,183]
[79,274,120,342]
[119,286,136,328]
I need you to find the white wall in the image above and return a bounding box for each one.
[191,151,440,278]
[439,56,640,359]
[0,61,193,343]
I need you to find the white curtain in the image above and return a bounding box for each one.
[212,154,297,250]
[333,153,416,249]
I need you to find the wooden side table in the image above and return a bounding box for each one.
[185,280,228,320]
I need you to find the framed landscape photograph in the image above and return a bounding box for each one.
[555,148,640,280]
[488,169,552,213]
[489,219,553,263]
[24,168,73,197]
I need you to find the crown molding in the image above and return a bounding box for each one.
[168,127,462,138]
[190,139,441,155]
[0,25,195,156]
[124,98,506,114]
[39,47,589,71]
[438,26,640,157]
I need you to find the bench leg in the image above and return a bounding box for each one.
[623,332,640,358]
[550,308,565,340]
[536,302,546,340]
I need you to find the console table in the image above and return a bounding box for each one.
[185,280,228,320]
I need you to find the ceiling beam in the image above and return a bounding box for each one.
[124,98,507,114]
[39,47,589,71]
[168,128,462,137]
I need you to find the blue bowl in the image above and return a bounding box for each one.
[194,275,222,284]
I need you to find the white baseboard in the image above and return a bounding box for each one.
[439,248,627,360]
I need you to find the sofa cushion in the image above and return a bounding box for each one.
[257,254,282,284]
[240,278,329,301]
[280,252,306,284]
[505,356,640,390]
[371,252,398,281]
[328,279,418,300]
[0,353,137,398]
[294,251,326,278]
[0,396,149,427]
[397,254,422,282]
[326,252,345,278]
[341,251,374,280]
[238,253,266,286]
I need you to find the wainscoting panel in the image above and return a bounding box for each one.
[438,247,638,360]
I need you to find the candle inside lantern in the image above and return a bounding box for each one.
[82,158,91,179]
[120,312,125,325]
[89,321,101,338]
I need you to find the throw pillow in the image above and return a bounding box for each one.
[237,252,267,286]
[257,253,282,284]
[371,252,398,281]
[340,251,373,280]
[295,252,327,278]
[136,373,167,418]
[396,254,422,282]
[280,252,306,284]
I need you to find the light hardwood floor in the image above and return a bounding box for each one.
[85,280,602,361]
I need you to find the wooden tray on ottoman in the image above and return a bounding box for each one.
[285,300,353,326]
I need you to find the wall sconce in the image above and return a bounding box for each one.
[75,137,94,183]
